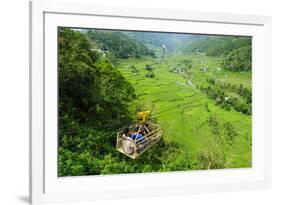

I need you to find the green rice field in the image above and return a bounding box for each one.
[117,54,251,168]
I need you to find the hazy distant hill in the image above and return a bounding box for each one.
[124,31,207,52]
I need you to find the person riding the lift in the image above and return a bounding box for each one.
[130,127,145,142]
[122,128,135,155]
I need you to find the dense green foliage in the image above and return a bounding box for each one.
[59,126,198,176]
[58,28,138,175]
[59,28,136,128]
[86,30,155,59]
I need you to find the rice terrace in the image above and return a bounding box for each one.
[58,27,252,176]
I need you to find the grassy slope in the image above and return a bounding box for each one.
[117,54,251,168]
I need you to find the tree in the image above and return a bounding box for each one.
[197,144,225,169]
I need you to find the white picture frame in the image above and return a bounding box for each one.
[29,0,272,204]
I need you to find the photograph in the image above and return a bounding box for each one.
[58,27,252,177]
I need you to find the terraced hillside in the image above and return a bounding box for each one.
[117,54,251,168]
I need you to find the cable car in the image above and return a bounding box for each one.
[116,111,163,159]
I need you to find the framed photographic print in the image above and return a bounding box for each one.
[29,0,272,204]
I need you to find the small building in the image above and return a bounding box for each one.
[200,67,208,72]
[144,64,153,71]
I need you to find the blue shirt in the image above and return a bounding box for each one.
[130,133,144,141]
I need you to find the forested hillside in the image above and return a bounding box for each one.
[183,36,252,71]
[183,36,251,56]
[58,28,136,175]
[86,30,155,59]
